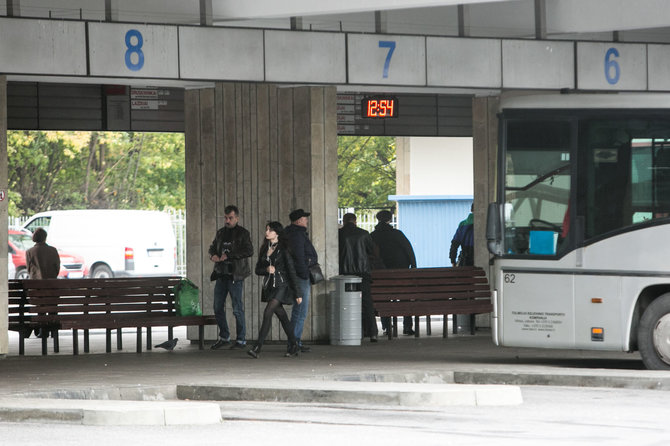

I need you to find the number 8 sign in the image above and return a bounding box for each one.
[87,23,178,78]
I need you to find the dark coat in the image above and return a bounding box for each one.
[283,224,317,280]
[370,222,416,269]
[208,225,254,281]
[338,223,375,275]
[25,242,60,279]
[255,244,301,305]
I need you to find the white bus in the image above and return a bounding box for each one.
[486,93,670,370]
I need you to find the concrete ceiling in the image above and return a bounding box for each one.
[4,0,670,42]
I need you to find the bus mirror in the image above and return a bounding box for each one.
[486,202,504,256]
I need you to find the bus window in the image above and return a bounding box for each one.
[582,119,670,240]
[503,120,571,255]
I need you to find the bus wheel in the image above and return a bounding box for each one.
[638,293,670,370]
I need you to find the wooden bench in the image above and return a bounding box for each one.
[371,266,493,340]
[8,276,217,355]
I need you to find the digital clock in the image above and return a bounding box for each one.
[361,96,398,118]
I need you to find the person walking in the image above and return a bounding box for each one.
[370,210,417,336]
[284,209,318,353]
[339,213,378,342]
[208,205,254,350]
[247,222,302,359]
[25,228,60,280]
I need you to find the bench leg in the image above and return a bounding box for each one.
[426,315,432,336]
[72,329,79,355]
[168,326,174,340]
[392,317,398,338]
[136,327,142,353]
[19,330,25,355]
[147,327,152,351]
[443,315,448,339]
[117,328,123,350]
[387,321,393,340]
[470,314,476,335]
[84,329,90,353]
[53,329,59,353]
[106,329,112,353]
[41,329,48,355]
[414,316,420,337]
[199,326,204,350]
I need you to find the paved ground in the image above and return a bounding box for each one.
[1,324,669,440]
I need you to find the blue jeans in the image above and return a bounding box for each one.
[290,277,311,345]
[213,277,246,344]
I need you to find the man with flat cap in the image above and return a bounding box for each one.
[371,210,417,335]
[284,208,318,352]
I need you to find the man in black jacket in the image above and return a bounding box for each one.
[208,205,254,350]
[339,213,378,342]
[284,209,318,352]
[370,210,417,335]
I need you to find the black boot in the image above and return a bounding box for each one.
[247,345,261,359]
[285,343,299,357]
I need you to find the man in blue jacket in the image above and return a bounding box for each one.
[450,204,474,267]
[284,209,318,352]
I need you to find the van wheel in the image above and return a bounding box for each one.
[15,267,29,280]
[91,265,113,278]
[638,293,670,370]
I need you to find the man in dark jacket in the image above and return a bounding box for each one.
[339,213,378,342]
[284,209,318,352]
[370,210,417,335]
[450,204,474,267]
[208,205,254,350]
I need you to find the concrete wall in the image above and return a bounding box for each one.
[0,76,7,355]
[184,83,338,343]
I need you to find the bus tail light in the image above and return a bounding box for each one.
[125,247,135,271]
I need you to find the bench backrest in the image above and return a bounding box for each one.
[370,266,491,302]
[9,277,182,321]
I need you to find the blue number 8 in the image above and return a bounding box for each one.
[604,47,620,85]
[125,29,144,72]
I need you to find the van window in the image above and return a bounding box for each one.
[25,217,51,233]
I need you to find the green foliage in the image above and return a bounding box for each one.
[8,131,185,217]
[338,136,396,208]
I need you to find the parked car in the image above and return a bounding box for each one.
[22,210,177,278]
[8,228,87,279]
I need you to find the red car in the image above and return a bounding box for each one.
[8,228,88,279]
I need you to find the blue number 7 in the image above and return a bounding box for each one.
[379,40,396,79]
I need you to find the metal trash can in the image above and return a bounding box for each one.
[329,275,362,346]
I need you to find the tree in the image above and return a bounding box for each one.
[338,136,396,208]
[8,130,185,217]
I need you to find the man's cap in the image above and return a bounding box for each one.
[289,209,311,221]
[376,210,393,223]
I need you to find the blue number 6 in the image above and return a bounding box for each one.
[125,29,144,72]
[379,40,396,79]
[604,47,620,85]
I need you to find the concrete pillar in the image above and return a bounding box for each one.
[0,76,7,355]
[184,83,337,343]
[395,137,411,195]
[472,95,499,330]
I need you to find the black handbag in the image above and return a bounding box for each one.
[309,263,324,284]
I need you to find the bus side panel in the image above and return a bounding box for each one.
[500,271,575,348]
[574,275,624,350]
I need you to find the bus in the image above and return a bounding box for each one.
[486,93,670,370]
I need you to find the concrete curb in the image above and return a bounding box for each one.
[454,371,670,390]
[0,398,222,426]
[177,381,523,407]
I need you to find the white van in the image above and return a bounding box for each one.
[23,210,177,278]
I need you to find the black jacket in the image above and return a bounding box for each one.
[283,224,318,280]
[370,222,416,269]
[338,223,375,275]
[255,245,301,304]
[208,225,254,281]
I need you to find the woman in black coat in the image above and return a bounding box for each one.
[247,221,303,358]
